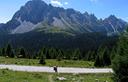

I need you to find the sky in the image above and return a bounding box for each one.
[0,0,128,23]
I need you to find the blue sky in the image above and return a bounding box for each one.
[0,0,128,23]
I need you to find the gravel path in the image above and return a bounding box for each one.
[0,64,113,74]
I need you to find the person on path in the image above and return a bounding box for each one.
[53,66,58,73]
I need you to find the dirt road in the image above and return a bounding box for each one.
[0,64,113,74]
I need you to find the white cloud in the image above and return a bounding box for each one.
[50,0,69,7]
[64,2,68,5]
[50,0,63,7]
[0,16,10,23]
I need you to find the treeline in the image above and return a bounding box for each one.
[0,42,116,67]
[0,44,86,60]
[0,44,27,58]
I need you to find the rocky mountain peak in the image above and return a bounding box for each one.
[13,0,48,24]
[108,15,117,19]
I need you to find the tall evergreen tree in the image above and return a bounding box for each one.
[10,50,15,58]
[1,48,5,57]
[39,50,46,65]
[112,28,128,82]
[103,48,111,66]
[49,48,57,59]
[72,48,81,60]
[110,48,116,60]
[57,49,63,61]
[19,48,26,58]
[94,55,101,67]
[86,51,95,61]
[94,46,105,67]
[6,44,14,58]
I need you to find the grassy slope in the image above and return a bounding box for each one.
[0,57,94,68]
[0,69,113,82]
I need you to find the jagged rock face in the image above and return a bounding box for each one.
[0,23,4,28]
[1,0,127,35]
[13,0,48,24]
[103,15,126,33]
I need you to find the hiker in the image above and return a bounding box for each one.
[53,66,58,72]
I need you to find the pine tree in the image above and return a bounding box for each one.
[103,48,111,66]
[2,48,5,57]
[94,55,100,67]
[57,49,63,61]
[10,50,15,58]
[94,46,105,67]
[6,44,14,58]
[72,49,81,60]
[110,48,116,60]
[19,48,26,58]
[86,51,92,61]
[86,51,95,61]
[39,50,46,65]
[49,48,57,59]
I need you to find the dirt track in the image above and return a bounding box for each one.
[0,64,113,74]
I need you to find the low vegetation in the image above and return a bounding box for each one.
[0,69,113,82]
[0,57,94,67]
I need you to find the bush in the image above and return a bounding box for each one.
[39,55,46,65]
[39,50,46,65]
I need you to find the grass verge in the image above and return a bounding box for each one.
[0,57,94,68]
[0,69,113,82]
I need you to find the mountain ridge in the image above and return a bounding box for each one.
[0,0,127,35]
